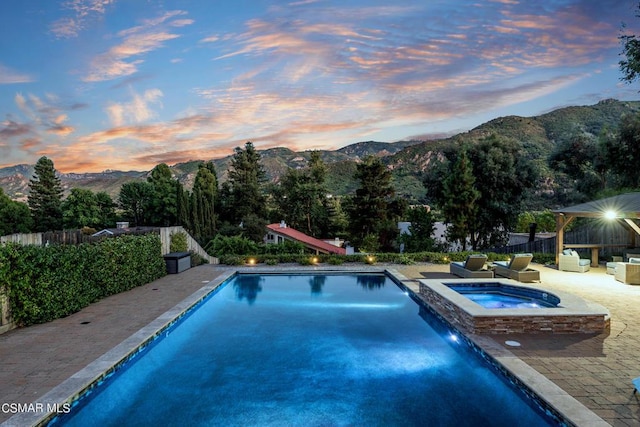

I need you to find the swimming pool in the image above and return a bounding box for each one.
[47,273,560,426]
[448,283,560,309]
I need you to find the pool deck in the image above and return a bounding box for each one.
[0,263,639,426]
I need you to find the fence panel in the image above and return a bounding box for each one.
[491,221,632,258]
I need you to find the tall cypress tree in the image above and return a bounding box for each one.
[28,156,63,232]
[190,161,218,241]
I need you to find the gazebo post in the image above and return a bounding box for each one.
[624,219,640,248]
[555,213,575,265]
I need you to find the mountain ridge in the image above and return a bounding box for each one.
[2,98,638,205]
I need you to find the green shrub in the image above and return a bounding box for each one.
[170,231,188,253]
[218,255,246,265]
[1,234,165,327]
[206,235,259,256]
[326,256,344,265]
[189,251,209,266]
[298,256,315,266]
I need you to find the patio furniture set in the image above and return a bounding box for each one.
[449,251,640,285]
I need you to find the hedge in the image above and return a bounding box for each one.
[0,233,166,326]
[217,251,555,266]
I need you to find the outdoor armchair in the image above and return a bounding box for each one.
[558,250,591,273]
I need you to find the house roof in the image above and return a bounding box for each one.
[266,223,346,255]
[553,192,640,219]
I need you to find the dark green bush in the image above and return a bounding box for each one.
[1,234,165,326]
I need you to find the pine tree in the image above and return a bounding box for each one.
[346,155,406,251]
[225,142,266,224]
[28,156,63,232]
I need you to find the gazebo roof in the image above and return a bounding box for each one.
[553,192,640,219]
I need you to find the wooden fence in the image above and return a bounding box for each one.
[491,221,634,259]
[159,226,218,264]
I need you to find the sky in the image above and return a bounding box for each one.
[1,0,640,173]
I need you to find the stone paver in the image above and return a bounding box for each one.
[1,262,640,426]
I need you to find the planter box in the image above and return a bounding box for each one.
[164,252,191,274]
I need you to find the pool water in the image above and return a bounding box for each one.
[461,292,557,309]
[449,284,560,309]
[52,274,558,426]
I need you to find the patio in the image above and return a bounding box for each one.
[1,262,639,425]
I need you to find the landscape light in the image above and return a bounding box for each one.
[311,257,319,264]
[604,210,617,220]
[247,258,256,265]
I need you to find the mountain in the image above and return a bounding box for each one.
[1,99,638,204]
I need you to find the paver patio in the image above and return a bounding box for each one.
[1,262,639,426]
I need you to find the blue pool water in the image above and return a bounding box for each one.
[52,274,558,426]
[449,283,560,309]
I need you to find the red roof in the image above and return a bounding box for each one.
[266,223,346,255]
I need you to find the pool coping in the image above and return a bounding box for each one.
[2,267,608,427]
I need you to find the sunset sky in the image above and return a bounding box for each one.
[1,0,639,173]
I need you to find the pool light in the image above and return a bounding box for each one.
[449,333,459,343]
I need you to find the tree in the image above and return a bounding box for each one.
[467,136,537,248]
[221,142,267,240]
[95,191,117,229]
[62,188,102,229]
[619,4,640,86]
[0,188,33,235]
[548,133,604,200]
[424,136,537,250]
[399,206,439,253]
[118,181,153,226]
[146,163,178,226]
[602,113,640,188]
[346,155,407,251]
[271,151,330,236]
[27,156,63,232]
[190,161,218,241]
[440,149,479,251]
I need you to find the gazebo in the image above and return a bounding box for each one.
[554,192,640,266]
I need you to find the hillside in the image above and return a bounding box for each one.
[1,99,638,205]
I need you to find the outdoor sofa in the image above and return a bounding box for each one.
[615,258,640,285]
[449,254,494,278]
[493,253,540,282]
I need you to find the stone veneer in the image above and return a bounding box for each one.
[418,279,610,334]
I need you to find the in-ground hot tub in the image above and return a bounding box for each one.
[418,278,610,334]
[448,282,560,309]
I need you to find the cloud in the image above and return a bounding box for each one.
[50,0,116,39]
[105,88,164,126]
[83,11,191,82]
[0,120,32,138]
[3,93,78,150]
[0,64,34,84]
